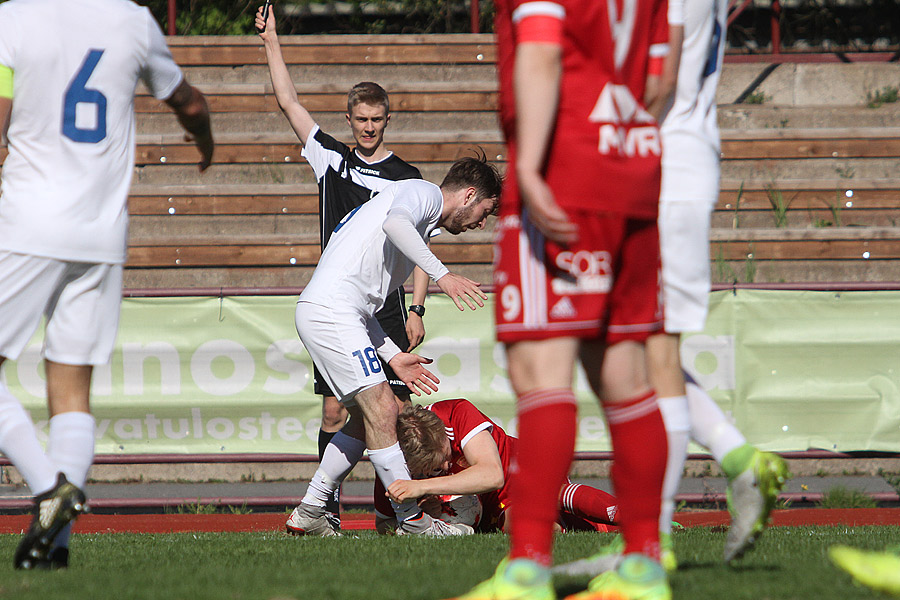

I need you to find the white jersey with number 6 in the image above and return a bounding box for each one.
[0,0,183,264]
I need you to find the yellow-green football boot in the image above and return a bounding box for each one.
[829,545,900,597]
[564,554,671,600]
[444,557,556,600]
[723,446,790,562]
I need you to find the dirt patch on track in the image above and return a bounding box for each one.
[1,509,899,534]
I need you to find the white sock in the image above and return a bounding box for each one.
[47,411,95,549]
[0,382,58,495]
[302,431,366,508]
[686,381,746,462]
[658,395,690,534]
[367,442,420,522]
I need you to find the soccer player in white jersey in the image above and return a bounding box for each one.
[0,0,213,569]
[256,6,431,529]
[288,156,501,536]
[649,0,788,566]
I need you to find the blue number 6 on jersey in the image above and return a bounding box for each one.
[62,49,107,143]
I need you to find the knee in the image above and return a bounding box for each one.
[321,398,348,429]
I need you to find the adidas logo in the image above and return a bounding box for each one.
[550,297,577,319]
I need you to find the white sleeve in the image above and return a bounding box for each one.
[0,5,19,69]
[140,8,183,100]
[300,125,346,180]
[382,207,449,282]
[668,0,685,26]
[368,316,402,363]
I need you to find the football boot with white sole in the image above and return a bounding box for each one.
[285,502,341,537]
[724,449,789,562]
[14,474,87,570]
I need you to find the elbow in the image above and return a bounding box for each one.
[489,469,505,492]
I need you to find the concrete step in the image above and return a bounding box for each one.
[718,104,900,130]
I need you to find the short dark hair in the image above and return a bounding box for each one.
[347,82,390,114]
[440,151,503,209]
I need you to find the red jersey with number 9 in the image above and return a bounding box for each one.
[495,0,669,218]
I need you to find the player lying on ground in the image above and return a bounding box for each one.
[373,399,618,534]
[288,156,502,537]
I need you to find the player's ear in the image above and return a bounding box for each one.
[464,186,478,205]
[345,113,352,126]
[384,113,391,128]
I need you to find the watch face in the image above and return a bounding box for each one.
[409,305,425,316]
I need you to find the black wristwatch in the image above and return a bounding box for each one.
[408,304,426,317]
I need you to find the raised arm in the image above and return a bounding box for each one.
[164,79,213,172]
[256,5,316,145]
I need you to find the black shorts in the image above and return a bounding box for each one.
[313,288,411,398]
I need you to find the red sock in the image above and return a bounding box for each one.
[558,482,618,525]
[603,390,668,559]
[509,388,578,567]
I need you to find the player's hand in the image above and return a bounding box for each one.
[418,494,442,518]
[518,169,578,245]
[185,132,214,172]
[435,273,487,311]
[405,313,425,351]
[387,479,428,503]
[389,352,440,396]
[255,4,276,40]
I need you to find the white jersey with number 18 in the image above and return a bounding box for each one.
[0,0,183,264]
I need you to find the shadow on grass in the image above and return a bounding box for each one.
[678,561,782,573]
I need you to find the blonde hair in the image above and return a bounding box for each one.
[396,406,447,477]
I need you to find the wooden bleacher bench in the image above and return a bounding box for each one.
[2,36,898,287]
[164,35,497,66]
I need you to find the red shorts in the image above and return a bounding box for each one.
[493,210,664,344]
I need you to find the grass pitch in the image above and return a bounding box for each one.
[0,526,898,599]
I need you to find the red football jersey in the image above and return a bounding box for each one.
[373,399,516,530]
[495,0,669,218]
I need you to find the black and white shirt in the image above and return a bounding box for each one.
[301,125,422,248]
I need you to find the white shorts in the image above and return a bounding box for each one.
[658,201,714,333]
[0,251,123,365]
[295,301,387,405]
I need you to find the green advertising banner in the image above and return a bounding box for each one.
[5,290,900,454]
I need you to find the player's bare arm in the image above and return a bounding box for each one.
[0,97,10,146]
[256,4,317,145]
[0,64,12,145]
[388,352,440,396]
[514,42,578,245]
[387,429,504,502]
[405,266,430,350]
[165,80,214,172]
[646,24,683,121]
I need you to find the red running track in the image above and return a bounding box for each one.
[2,509,900,534]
